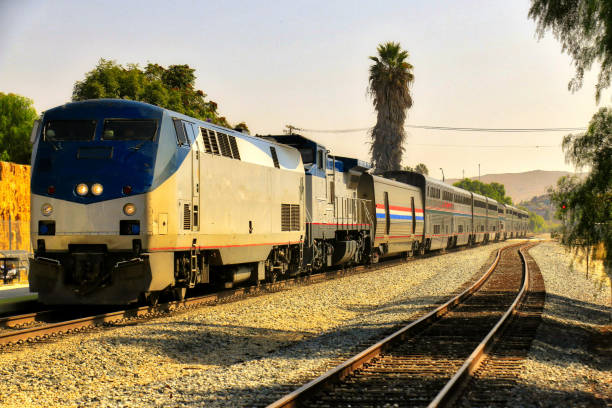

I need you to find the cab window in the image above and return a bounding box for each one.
[102,119,157,140]
[44,120,96,141]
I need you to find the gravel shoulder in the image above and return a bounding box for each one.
[0,242,509,407]
[507,240,612,407]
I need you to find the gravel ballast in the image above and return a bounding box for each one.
[0,242,509,407]
[506,241,611,407]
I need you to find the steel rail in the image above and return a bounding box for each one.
[0,311,48,329]
[0,254,404,346]
[266,242,524,408]
[0,240,526,348]
[0,290,232,346]
[427,244,532,407]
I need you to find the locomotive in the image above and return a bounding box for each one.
[28,99,528,305]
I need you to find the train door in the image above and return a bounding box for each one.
[411,197,416,235]
[384,191,390,235]
[328,154,336,224]
[175,120,196,234]
[192,134,201,232]
[315,148,329,223]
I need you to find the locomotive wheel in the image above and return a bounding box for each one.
[174,287,187,301]
[371,251,380,264]
[266,270,278,283]
[148,292,160,307]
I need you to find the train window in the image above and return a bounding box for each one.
[433,224,441,234]
[173,118,189,146]
[317,150,324,169]
[44,120,96,141]
[103,119,157,141]
[270,146,280,168]
[183,122,196,143]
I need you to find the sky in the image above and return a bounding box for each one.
[1,0,609,179]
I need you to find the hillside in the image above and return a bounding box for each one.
[519,193,561,226]
[445,170,586,204]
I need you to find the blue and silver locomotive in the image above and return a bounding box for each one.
[29,99,528,305]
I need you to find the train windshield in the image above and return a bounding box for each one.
[102,119,157,141]
[45,120,96,141]
[297,147,315,165]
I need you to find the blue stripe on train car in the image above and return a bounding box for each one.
[376,214,425,220]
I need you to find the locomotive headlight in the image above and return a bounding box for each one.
[123,203,136,216]
[41,203,53,216]
[75,183,89,196]
[91,183,103,196]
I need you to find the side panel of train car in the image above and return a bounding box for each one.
[29,99,304,304]
[498,204,508,240]
[357,174,424,259]
[261,135,373,269]
[471,192,487,244]
[384,171,473,251]
[505,205,518,238]
[485,197,500,242]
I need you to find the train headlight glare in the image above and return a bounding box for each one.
[41,203,53,216]
[76,183,89,196]
[123,203,136,216]
[91,183,103,196]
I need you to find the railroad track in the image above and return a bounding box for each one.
[0,240,524,350]
[456,248,545,407]
[268,242,541,408]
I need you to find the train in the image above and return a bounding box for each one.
[28,99,529,305]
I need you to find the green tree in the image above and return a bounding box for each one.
[72,59,244,129]
[0,93,37,164]
[369,42,414,172]
[528,211,546,233]
[529,0,612,101]
[233,122,250,134]
[549,107,612,302]
[414,163,428,175]
[403,163,429,175]
[453,178,513,205]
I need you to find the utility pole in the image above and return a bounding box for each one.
[439,168,445,182]
[478,164,481,182]
[462,169,465,179]
[285,125,296,135]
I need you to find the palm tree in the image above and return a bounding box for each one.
[368,42,414,172]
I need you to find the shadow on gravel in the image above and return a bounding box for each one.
[527,293,611,373]
[544,293,611,323]
[456,379,611,408]
[97,291,610,407]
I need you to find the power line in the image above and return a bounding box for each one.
[289,124,586,133]
[413,143,558,149]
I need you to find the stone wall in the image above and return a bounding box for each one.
[0,161,30,252]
